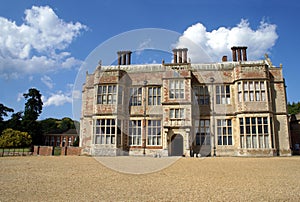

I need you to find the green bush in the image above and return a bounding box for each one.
[0,128,32,148]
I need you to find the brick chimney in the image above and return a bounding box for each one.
[172,48,188,64]
[231,46,247,61]
[222,56,228,62]
[117,51,132,65]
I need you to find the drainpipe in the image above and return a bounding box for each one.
[210,77,216,157]
[143,80,148,156]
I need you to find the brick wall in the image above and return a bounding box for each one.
[64,147,82,156]
[33,146,81,156]
[33,146,53,156]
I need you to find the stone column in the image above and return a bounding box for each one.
[178,49,182,63]
[117,52,122,65]
[127,52,132,65]
[242,47,247,61]
[121,53,125,65]
[173,49,178,63]
[237,48,242,61]
[183,48,188,63]
[231,47,237,61]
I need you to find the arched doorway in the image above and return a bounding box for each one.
[170,134,184,156]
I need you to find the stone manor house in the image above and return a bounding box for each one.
[80,46,291,157]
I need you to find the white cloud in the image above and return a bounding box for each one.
[41,75,54,89]
[17,93,23,102]
[0,5,87,79]
[175,19,278,62]
[43,91,72,107]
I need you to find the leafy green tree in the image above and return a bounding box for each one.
[287,102,300,115]
[40,118,61,134]
[22,88,43,145]
[7,112,23,131]
[58,117,76,131]
[0,103,14,122]
[0,103,14,133]
[0,128,32,148]
[23,88,43,121]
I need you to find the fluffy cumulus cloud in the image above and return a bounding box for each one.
[0,5,87,79]
[42,91,72,107]
[176,19,278,62]
[42,83,80,107]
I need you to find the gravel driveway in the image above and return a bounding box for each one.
[1,156,299,201]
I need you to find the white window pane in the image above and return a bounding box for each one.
[250,92,254,101]
[246,136,251,148]
[175,81,179,88]
[170,81,174,88]
[255,82,259,90]
[238,82,242,91]
[244,93,248,101]
[259,135,264,148]
[170,109,174,118]
[240,136,245,148]
[252,136,257,148]
[255,92,260,101]
[261,92,266,101]
[264,135,269,148]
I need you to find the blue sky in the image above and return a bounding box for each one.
[0,0,299,120]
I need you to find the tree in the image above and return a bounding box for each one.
[0,103,14,133]
[287,102,300,115]
[58,117,76,131]
[0,103,14,122]
[23,88,43,121]
[0,128,32,148]
[7,112,23,131]
[22,88,43,145]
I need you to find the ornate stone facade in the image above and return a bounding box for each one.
[80,47,291,157]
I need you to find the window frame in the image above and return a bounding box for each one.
[129,120,142,146]
[193,85,209,105]
[195,119,210,146]
[169,108,185,120]
[148,86,161,105]
[169,80,184,99]
[147,120,162,146]
[97,85,117,104]
[239,117,270,149]
[216,85,231,104]
[217,119,232,145]
[94,119,116,145]
[239,81,266,102]
[130,87,142,106]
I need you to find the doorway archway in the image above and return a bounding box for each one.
[169,134,184,156]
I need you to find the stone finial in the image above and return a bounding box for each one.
[264,53,273,67]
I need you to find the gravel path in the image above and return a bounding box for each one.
[0,156,299,201]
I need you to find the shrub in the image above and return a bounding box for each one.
[0,128,32,148]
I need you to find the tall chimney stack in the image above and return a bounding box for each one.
[231,46,247,61]
[172,48,188,64]
[117,51,132,65]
